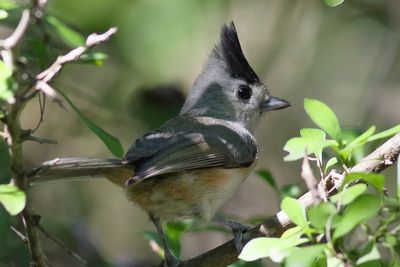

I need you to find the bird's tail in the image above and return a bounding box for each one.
[27,157,133,186]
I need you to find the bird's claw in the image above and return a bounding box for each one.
[163,254,181,267]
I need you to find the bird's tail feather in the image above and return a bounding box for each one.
[27,157,132,186]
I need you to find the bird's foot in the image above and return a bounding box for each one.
[231,223,251,252]
[162,253,181,267]
[213,217,251,252]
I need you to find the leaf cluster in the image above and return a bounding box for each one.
[239,99,400,266]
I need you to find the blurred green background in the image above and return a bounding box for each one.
[1,0,400,266]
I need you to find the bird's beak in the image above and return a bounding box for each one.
[261,96,291,111]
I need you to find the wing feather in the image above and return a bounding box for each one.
[123,116,258,184]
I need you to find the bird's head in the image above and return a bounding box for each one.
[180,22,290,131]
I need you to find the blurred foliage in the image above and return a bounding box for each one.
[284,98,400,169]
[0,208,31,267]
[257,170,302,200]
[128,84,185,129]
[239,99,400,266]
[58,90,124,158]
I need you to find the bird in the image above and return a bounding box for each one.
[28,22,290,267]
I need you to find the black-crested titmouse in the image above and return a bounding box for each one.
[29,22,290,266]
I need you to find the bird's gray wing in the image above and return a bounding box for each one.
[123,116,258,183]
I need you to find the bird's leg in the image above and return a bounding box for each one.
[149,214,181,267]
[213,215,251,252]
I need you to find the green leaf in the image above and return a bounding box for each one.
[239,236,306,262]
[281,184,302,199]
[304,98,342,141]
[46,16,85,47]
[307,202,337,231]
[58,90,124,158]
[341,126,376,157]
[324,157,338,173]
[281,197,308,231]
[281,226,303,239]
[367,124,400,143]
[330,184,368,206]
[339,128,369,162]
[0,10,8,20]
[346,126,375,148]
[324,0,344,7]
[384,197,400,209]
[164,221,191,257]
[300,128,327,160]
[228,260,265,267]
[78,52,108,66]
[313,256,328,267]
[283,136,338,161]
[327,256,343,267]
[300,128,326,139]
[0,185,26,215]
[343,173,385,193]
[256,170,280,197]
[333,194,381,239]
[0,60,14,103]
[0,0,18,10]
[384,233,397,246]
[356,242,380,265]
[0,59,12,78]
[285,244,326,267]
[143,229,187,258]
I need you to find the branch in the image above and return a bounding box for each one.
[301,156,320,204]
[1,2,48,267]
[9,223,53,267]
[180,133,400,267]
[36,222,88,266]
[35,27,118,102]
[25,134,57,145]
[0,9,31,50]
[21,129,57,144]
[1,2,116,267]
[10,224,28,244]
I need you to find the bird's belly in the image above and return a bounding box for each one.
[126,166,254,222]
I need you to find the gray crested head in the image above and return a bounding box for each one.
[180,22,290,132]
[212,22,260,85]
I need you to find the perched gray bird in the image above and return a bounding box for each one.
[29,22,290,267]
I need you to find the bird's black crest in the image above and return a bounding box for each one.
[213,22,260,85]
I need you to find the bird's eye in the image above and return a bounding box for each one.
[236,85,252,101]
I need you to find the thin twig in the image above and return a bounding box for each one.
[31,93,45,133]
[10,225,28,244]
[21,129,57,144]
[36,223,88,266]
[10,224,53,267]
[36,28,117,82]
[301,156,320,204]
[315,157,324,179]
[25,135,57,145]
[21,207,47,266]
[0,9,31,50]
[35,27,117,104]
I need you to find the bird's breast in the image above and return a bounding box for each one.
[126,164,256,222]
